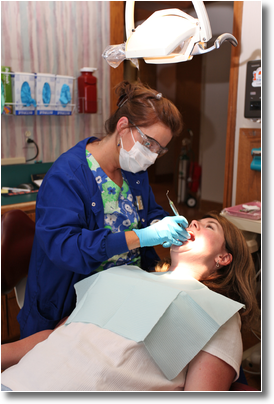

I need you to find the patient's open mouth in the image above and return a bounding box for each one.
[173,230,195,249]
[188,231,195,241]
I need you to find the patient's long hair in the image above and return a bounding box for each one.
[155,212,260,329]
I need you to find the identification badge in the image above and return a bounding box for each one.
[136,195,144,211]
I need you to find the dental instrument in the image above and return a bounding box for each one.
[166,190,180,217]
[103,1,238,68]
[166,190,195,241]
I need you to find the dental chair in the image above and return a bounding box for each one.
[0,210,258,390]
[1,209,35,309]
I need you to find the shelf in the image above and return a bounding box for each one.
[220,211,261,234]
[2,70,102,116]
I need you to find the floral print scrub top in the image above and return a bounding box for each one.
[86,150,141,272]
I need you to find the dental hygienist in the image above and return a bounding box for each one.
[18,80,189,338]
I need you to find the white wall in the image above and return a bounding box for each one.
[232,1,261,206]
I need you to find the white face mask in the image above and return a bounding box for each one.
[119,129,158,173]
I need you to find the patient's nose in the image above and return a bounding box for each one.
[189,220,199,230]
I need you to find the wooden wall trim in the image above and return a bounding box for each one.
[235,128,261,205]
[223,1,243,208]
[109,1,125,114]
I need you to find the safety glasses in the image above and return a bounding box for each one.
[132,124,168,156]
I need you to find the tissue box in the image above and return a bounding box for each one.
[55,75,74,115]
[1,66,13,114]
[36,73,56,115]
[12,72,36,115]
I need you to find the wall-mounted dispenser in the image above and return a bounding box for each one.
[250,148,261,171]
[36,73,56,115]
[244,60,261,121]
[11,72,36,115]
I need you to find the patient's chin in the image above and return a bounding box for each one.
[170,240,194,254]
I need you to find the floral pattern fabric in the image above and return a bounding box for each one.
[86,150,141,272]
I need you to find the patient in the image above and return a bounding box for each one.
[1,212,259,391]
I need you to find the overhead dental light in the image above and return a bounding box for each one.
[103,1,238,68]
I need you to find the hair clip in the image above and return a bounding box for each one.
[117,94,128,108]
[156,93,162,99]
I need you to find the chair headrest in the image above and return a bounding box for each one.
[1,210,35,294]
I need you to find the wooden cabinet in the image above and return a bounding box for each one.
[1,201,36,221]
[235,128,261,205]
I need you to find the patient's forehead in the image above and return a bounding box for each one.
[199,218,218,223]
[198,218,224,234]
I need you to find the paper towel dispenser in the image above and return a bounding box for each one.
[244,60,261,120]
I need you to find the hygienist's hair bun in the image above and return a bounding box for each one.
[105,80,183,137]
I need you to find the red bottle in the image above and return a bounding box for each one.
[77,68,97,113]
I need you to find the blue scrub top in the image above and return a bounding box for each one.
[18,137,169,338]
[86,150,141,271]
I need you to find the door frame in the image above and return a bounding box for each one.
[223,1,243,208]
[109,2,125,114]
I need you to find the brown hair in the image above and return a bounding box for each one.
[105,80,183,137]
[155,212,260,329]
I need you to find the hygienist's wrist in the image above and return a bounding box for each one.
[105,231,129,258]
[125,230,141,250]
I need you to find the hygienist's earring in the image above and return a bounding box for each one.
[216,260,220,268]
[117,138,121,147]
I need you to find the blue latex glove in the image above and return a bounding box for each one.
[59,84,71,107]
[133,216,190,248]
[42,82,51,106]
[21,81,37,107]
